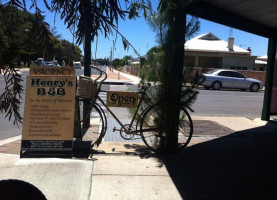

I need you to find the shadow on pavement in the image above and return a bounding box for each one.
[157,121,277,200]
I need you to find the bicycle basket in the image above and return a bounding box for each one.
[76,76,98,99]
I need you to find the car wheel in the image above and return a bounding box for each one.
[250,83,259,92]
[212,81,221,90]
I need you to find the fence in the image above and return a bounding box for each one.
[125,65,140,76]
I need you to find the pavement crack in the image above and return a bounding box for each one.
[87,161,95,200]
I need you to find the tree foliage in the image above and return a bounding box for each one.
[0,5,83,66]
[51,0,126,45]
[120,55,132,66]
[0,5,82,125]
[112,58,122,68]
[54,39,82,66]
[95,58,110,66]
[111,55,133,68]
[140,46,160,81]
[0,5,50,125]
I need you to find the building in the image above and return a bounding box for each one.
[255,55,267,71]
[184,32,257,70]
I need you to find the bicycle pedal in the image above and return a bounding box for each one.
[113,127,119,132]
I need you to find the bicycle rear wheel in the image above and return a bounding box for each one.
[140,102,193,153]
[78,98,107,146]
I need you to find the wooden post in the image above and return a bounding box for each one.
[261,38,277,120]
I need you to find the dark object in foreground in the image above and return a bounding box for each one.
[0,179,47,200]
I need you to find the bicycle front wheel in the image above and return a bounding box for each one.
[78,99,107,146]
[140,102,193,153]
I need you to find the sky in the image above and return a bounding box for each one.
[30,1,268,60]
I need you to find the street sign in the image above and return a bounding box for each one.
[21,67,76,157]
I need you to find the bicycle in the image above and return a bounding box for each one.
[75,66,194,153]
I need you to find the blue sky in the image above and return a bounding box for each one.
[32,1,268,59]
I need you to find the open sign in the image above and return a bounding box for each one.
[106,91,138,108]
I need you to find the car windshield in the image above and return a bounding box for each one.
[206,70,218,74]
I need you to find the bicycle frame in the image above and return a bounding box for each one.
[96,87,148,135]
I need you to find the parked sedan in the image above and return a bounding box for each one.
[200,69,264,92]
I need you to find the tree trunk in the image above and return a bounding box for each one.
[163,2,187,152]
[82,3,92,127]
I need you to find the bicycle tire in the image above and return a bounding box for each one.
[140,102,193,154]
[78,99,107,146]
[135,90,155,132]
[91,102,107,146]
[135,104,150,134]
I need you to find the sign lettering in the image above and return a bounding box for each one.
[30,66,75,76]
[107,91,138,108]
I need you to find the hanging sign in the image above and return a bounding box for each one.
[21,67,75,156]
[106,91,138,108]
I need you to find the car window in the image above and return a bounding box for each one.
[218,71,232,77]
[231,72,245,78]
[206,70,218,74]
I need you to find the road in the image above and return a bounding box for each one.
[0,68,265,140]
[191,89,264,119]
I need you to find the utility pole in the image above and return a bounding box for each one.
[110,47,112,70]
[112,40,115,60]
[112,40,115,69]
[94,36,98,66]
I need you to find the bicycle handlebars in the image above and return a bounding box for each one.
[90,66,107,83]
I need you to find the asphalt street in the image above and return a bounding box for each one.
[191,89,264,119]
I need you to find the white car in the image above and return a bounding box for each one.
[35,58,44,66]
[200,69,264,92]
[73,61,82,69]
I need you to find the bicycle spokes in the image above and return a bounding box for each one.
[140,103,193,153]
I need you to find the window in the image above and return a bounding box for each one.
[218,71,232,77]
[231,72,245,78]
[206,70,218,74]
